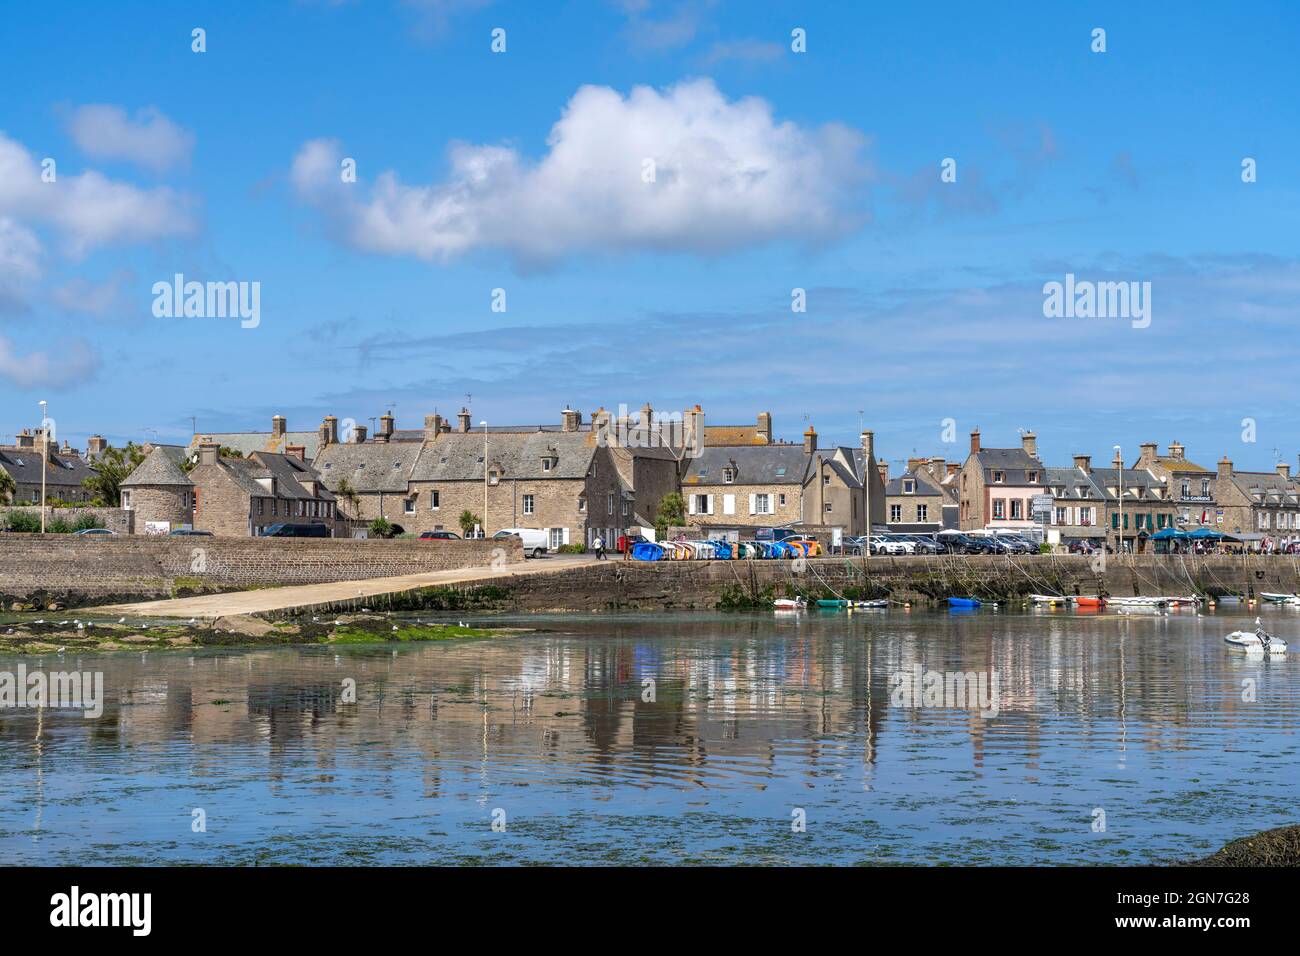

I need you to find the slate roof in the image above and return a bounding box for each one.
[1230,471,1300,506]
[122,446,193,487]
[1043,466,1104,500]
[886,470,943,496]
[410,432,596,482]
[0,449,97,487]
[1089,466,1168,502]
[814,448,863,489]
[314,441,424,493]
[683,444,811,486]
[218,452,335,501]
[973,448,1043,484]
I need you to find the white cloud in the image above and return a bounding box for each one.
[0,334,101,389]
[50,269,134,316]
[65,105,195,173]
[0,133,195,256]
[0,217,43,281]
[291,79,868,263]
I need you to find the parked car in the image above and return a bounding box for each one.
[260,523,330,538]
[168,528,213,536]
[755,527,799,542]
[492,528,549,558]
[905,534,941,554]
[936,532,978,554]
[419,530,461,540]
[72,527,116,536]
[994,534,1037,554]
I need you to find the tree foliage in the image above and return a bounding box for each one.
[82,442,148,506]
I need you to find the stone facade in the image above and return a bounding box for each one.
[1214,459,1300,540]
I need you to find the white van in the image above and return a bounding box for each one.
[493,528,549,558]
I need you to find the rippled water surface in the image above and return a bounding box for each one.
[2,608,1297,865]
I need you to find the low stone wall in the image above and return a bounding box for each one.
[0,534,522,608]
[0,506,133,534]
[485,552,1300,611]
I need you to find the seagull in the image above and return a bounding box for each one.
[33,619,44,625]
[118,617,125,624]
[188,618,197,625]
[56,646,65,654]
[76,623,85,630]
[58,620,68,626]
[392,625,399,631]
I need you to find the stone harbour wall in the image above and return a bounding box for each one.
[485,553,1300,611]
[0,534,522,608]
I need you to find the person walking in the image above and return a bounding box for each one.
[594,534,606,560]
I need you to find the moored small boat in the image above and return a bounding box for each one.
[1224,618,1287,654]
[773,597,807,610]
[1260,592,1300,605]
[851,599,889,609]
[1030,594,1068,605]
[948,597,982,608]
[1073,596,1103,608]
[816,598,849,608]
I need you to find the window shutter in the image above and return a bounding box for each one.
[706,495,714,515]
[748,494,757,515]
[689,495,697,515]
[723,494,735,515]
[562,527,570,545]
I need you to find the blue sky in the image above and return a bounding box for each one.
[2,0,1298,472]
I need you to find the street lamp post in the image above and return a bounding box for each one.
[1114,444,1123,556]
[480,421,488,538]
[39,400,48,533]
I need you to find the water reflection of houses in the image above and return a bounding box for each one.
[15,616,1295,792]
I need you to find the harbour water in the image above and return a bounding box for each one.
[1,608,1297,865]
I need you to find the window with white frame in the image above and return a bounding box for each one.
[890,504,901,521]
[916,504,928,521]
[523,494,535,515]
[755,493,771,514]
[430,490,440,510]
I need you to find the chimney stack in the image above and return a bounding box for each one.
[561,406,581,433]
[458,408,471,433]
[15,430,34,450]
[878,460,889,483]
[321,416,339,446]
[1169,441,1185,461]
[378,412,394,441]
[946,462,960,477]
[1021,431,1037,458]
[683,405,705,454]
[87,435,108,458]
[1217,456,1232,479]
[423,414,443,442]
[970,429,981,454]
[1073,454,1091,474]
[1138,441,1157,464]
[286,445,306,462]
[272,415,287,438]
[353,424,367,443]
[199,442,220,467]
[1277,462,1291,480]
[803,425,817,455]
[757,412,772,444]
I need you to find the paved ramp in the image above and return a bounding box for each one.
[89,554,599,619]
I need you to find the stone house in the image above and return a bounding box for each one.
[406,425,625,550]
[1134,441,1218,530]
[958,430,1046,532]
[883,461,947,533]
[1214,458,1300,541]
[120,446,195,532]
[1043,457,1106,547]
[682,423,884,535]
[1091,455,1176,552]
[187,444,339,536]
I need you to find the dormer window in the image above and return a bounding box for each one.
[1027,471,1039,483]
[993,471,1005,483]
[542,458,551,472]
[903,479,915,494]
[723,467,735,483]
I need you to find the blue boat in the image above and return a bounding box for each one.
[947,597,982,608]
[631,542,665,561]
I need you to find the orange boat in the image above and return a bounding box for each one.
[1074,596,1104,609]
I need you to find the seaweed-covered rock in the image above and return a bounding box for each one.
[1194,825,1300,866]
